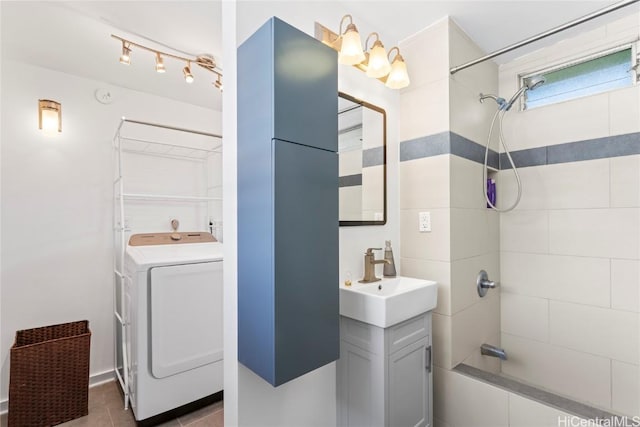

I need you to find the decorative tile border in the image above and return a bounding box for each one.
[400,131,640,169]
[362,146,385,168]
[400,131,499,169]
[454,364,632,425]
[338,174,362,187]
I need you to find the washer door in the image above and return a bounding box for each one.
[149,261,223,379]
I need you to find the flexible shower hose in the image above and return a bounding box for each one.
[483,108,522,213]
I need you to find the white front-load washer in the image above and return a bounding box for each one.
[124,240,223,422]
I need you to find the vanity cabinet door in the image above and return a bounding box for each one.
[388,338,429,427]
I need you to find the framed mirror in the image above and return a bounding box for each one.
[338,92,386,226]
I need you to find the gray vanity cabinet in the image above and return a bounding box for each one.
[237,17,339,387]
[338,313,433,427]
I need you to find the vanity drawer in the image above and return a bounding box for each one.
[387,313,431,355]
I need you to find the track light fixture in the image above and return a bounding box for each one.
[111,34,223,91]
[314,18,410,89]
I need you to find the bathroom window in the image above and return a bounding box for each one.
[523,46,635,110]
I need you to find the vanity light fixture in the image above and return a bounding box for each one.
[111,34,223,91]
[337,15,365,65]
[364,33,391,78]
[38,99,62,134]
[385,47,410,89]
[314,21,409,89]
[119,41,131,65]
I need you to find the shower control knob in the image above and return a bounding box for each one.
[477,270,497,297]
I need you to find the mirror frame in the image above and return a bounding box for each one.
[338,92,387,227]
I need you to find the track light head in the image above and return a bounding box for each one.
[214,76,223,91]
[119,42,131,65]
[183,64,194,83]
[155,53,166,73]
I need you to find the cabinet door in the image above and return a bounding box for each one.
[273,138,339,385]
[338,341,385,427]
[388,338,429,427]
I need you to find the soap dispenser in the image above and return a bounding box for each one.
[383,240,397,277]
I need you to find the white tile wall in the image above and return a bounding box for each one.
[501,252,611,308]
[500,293,549,343]
[400,18,449,89]
[400,155,450,210]
[500,210,549,254]
[432,313,453,370]
[450,252,499,314]
[609,87,640,136]
[612,360,640,416]
[449,79,498,146]
[401,257,452,315]
[610,155,640,208]
[399,79,450,142]
[497,92,610,151]
[400,208,451,262]
[540,159,610,210]
[548,208,640,259]
[450,208,497,260]
[451,293,500,366]
[434,367,509,427]
[549,301,639,364]
[462,331,502,374]
[434,368,588,427]
[611,259,640,312]
[501,333,612,408]
[508,394,575,427]
[450,155,486,209]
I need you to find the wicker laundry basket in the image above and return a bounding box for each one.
[8,320,91,427]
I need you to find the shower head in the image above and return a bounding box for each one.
[503,75,546,111]
[525,75,546,90]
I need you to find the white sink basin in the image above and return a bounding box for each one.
[339,276,438,328]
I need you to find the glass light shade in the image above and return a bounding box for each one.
[119,53,130,65]
[339,28,365,65]
[41,109,59,134]
[385,57,410,89]
[366,42,391,78]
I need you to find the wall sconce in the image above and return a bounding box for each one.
[385,47,410,89]
[38,99,62,134]
[315,18,410,89]
[111,34,223,91]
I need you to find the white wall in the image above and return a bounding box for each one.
[231,3,400,426]
[0,60,222,405]
[497,12,640,415]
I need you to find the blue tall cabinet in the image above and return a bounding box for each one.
[237,17,339,387]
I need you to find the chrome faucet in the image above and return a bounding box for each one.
[359,248,390,283]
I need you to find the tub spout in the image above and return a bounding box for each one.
[481,343,508,360]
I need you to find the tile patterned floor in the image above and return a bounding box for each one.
[0,380,223,427]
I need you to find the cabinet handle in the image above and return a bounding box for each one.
[425,345,432,373]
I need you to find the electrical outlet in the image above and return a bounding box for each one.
[419,212,431,232]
